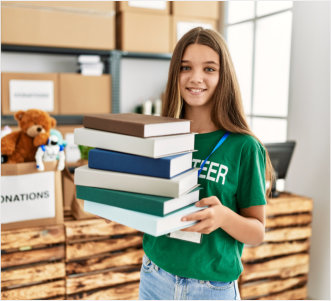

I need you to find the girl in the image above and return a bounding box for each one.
[139,27,273,300]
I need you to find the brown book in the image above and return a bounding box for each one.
[83,113,191,137]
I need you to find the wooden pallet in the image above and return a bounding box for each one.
[239,193,313,300]
[1,224,66,300]
[64,218,144,300]
[1,192,313,300]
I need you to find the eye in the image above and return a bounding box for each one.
[205,67,216,72]
[180,65,191,71]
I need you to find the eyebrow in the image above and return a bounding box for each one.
[181,60,219,65]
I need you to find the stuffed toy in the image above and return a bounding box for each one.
[1,109,56,163]
[35,132,66,171]
[50,129,67,149]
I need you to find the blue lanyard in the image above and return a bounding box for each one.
[198,132,230,177]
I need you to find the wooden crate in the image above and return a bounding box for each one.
[64,218,144,300]
[1,224,66,300]
[239,193,313,300]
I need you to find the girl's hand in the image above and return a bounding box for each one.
[181,196,229,234]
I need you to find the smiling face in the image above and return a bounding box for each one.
[179,43,220,110]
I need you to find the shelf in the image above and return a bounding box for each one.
[1,115,83,127]
[120,51,172,60]
[2,44,172,60]
[2,45,173,119]
[1,44,110,56]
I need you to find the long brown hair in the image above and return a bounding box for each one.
[162,27,273,196]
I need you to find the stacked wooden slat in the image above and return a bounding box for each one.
[1,224,66,300]
[64,218,144,300]
[239,193,313,300]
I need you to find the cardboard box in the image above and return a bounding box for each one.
[171,1,220,20]
[1,72,59,115]
[62,163,94,220]
[1,161,64,230]
[1,2,115,50]
[117,12,170,53]
[59,73,111,115]
[171,16,218,51]
[16,1,115,12]
[116,1,169,15]
[62,167,77,212]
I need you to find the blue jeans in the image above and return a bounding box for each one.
[139,254,241,300]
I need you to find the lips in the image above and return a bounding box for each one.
[186,87,207,94]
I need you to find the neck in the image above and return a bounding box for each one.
[184,105,219,134]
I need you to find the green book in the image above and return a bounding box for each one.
[76,185,201,217]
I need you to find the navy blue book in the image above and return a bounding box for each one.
[88,148,193,178]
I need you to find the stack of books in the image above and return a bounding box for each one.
[74,113,203,237]
[77,55,104,76]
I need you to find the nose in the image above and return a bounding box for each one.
[189,70,203,84]
[37,126,42,132]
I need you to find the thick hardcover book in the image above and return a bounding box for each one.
[76,185,201,216]
[74,165,199,198]
[83,113,191,137]
[74,128,195,158]
[84,200,205,236]
[88,149,193,179]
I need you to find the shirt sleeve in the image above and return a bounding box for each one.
[236,138,267,208]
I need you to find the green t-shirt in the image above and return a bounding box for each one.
[143,130,267,282]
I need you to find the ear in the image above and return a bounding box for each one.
[14,110,25,121]
[50,117,57,128]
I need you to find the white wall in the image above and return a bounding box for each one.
[120,58,170,113]
[1,52,77,73]
[286,2,330,299]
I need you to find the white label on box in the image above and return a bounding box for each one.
[9,80,54,112]
[177,22,214,41]
[1,171,56,223]
[128,1,166,10]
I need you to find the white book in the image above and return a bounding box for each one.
[74,128,195,158]
[79,62,104,76]
[168,230,202,244]
[78,55,101,64]
[80,62,104,68]
[74,165,199,198]
[80,69,103,76]
[84,200,205,237]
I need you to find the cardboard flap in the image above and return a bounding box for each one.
[1,161,58,176]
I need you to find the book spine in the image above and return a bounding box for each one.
[74,128,155,157]
[88,149,170,178]
[74,166,180,197]
[84,200,201,236]
[84,200,157,235]
[83,116,145,137]
[76,185,164,216]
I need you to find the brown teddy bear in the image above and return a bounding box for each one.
[1,109,56,163]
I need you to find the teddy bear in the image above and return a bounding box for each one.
[1,109,56,163]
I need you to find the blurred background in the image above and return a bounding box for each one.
[1,1,330,300]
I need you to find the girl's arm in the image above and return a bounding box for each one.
[181,196,265,245]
